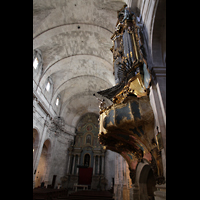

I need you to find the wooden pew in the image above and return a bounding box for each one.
[33,188,68,200]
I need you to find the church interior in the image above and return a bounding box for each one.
[33,0,166,200]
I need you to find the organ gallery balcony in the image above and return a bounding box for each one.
[95,5,165,185]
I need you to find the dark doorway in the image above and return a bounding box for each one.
[139,165,156,200]
[146,169,156,200]
[52,175,57,188]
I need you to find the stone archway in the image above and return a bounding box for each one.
[133,161,156,200]
[34,139,51,188]
[151,0,166,67]
[139,165,156,200]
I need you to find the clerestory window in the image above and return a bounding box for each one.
[46,81,50,92]
[33,57,39,69]
[56,97,59,106]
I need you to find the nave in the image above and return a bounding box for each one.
[33,0,166,199]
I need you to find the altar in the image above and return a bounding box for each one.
[73,184,88,191]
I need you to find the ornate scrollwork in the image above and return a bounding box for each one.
[96,5,165,187]
[97,5,151,102]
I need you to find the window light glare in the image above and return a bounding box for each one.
[33,57,39,69]
[46,82,50,91]
[56,98,59,106]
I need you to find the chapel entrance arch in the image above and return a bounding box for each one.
[136,162,156,200]
[34,139,51,188]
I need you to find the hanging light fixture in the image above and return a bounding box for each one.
[49,116,65,136]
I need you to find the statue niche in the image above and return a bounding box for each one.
[84,154,90,167]
[86,134,91,145]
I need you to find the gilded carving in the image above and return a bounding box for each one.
[95,5,165,185]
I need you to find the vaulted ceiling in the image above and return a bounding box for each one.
[33,0,128,127]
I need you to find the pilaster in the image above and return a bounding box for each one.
[67,153,72,174]
[97,155,100,175]
[101,154,105,174]
[93,155,96,175]
[76,156,80,175]
[72,155,75,175]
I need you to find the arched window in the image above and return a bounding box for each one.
[46,81,51,92]
[33,49,43,86]
[43,76,53,104]
[33,49,42,70]
[56,97,59,106]
[45,76,53,92]
[55,94,61,106]
[33,57,39,69]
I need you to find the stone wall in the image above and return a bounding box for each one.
[113,153,133,200]
[33,95,74,188]
[104,150,116,190]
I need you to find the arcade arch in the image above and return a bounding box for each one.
[34,139,52,188]
[134,161,156,200]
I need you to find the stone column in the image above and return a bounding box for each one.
[33,145,38,164]
[33,120,49,188]
[33,124,47,172]
[67,153,72,174]
[119,156,123,183]
[101,155,104,174]
[123,160,129,200]
[129,184,133,200]
[76,156,80,175]
[118,184,123,200]
[97,155,100,175]
[44,152,52,183]
[118,156,123,200]
[99,156,102,175]
[72,155,76,175]
[113,154,118,200]
[115,154,119,184]
[93,155,96,175]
